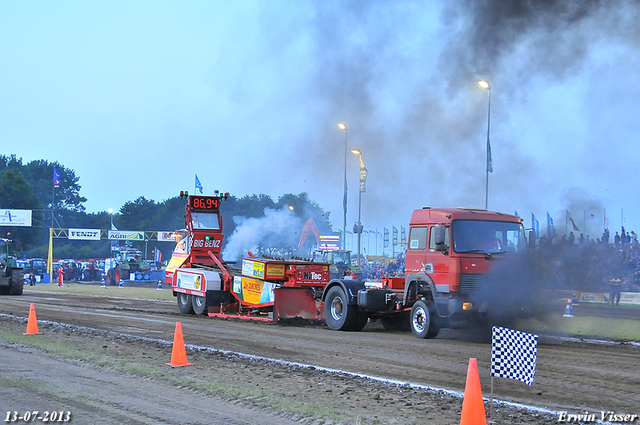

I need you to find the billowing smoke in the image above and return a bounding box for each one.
[297,1,640,232]
[222,207,305,262]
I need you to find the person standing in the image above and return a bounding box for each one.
[609,276,622,306]
[57,264,64,287]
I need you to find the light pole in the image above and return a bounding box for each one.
[108,209,114,230]
[478,80,492,210]
[351,148,363,266]
[338,122,347,250]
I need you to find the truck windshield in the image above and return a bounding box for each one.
[452,220,525,254]
[191,212,220,230]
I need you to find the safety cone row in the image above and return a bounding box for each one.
[563,298,574,317]
[166,321,192,367]
[100,278,106,288]
[23,304,43,335]
[118,279,124,288]
[157,281,162,290]
[460,358,487,425]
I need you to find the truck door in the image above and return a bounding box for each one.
[426,225,450,293]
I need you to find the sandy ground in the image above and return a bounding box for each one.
[0,288,638,424]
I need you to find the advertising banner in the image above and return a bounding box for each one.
[0,209,32,227]
[157,231,178,242]
[232,275,277,307]
[318,233,340,251]
[578,292,608,304]
[68,228,101,240]
[619,292,640,306]
[108,230,144,240]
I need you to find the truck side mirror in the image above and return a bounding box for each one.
[433,225,448,252]
[528,230,536,249]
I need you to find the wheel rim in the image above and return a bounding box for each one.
[330,296,344,321]
[179,293,189,305]
[194,296,204,308]
[412,306,427,332]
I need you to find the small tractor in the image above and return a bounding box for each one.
[320,249,363,280]
[0,238,24,295]
[106,247,151,285]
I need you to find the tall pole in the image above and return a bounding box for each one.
[338,123,347,250]
[357,185,362,266]
[351,149,365,267]
[478,80,492,209]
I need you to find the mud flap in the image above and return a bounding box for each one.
[273,287,323,322]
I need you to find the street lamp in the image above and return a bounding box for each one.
[351,148,363,266]
[478,80,492,210]
[338,122,347,249]
[108,209,114,230]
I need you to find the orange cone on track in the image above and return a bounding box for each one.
[460,358,487,425]
[166,321,192,367]
[24,304,42,335]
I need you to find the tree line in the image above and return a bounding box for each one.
[0,154,333,261]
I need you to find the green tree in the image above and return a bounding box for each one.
[0,169,43,247]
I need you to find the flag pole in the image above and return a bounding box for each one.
[490,376,494,422]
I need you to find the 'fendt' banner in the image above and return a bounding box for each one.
[69,228,101,240]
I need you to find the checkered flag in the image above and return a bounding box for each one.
[491,326,538,386]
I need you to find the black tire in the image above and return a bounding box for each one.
[108,268,120,286]
[410,300,440,339]
[192,295,207,315]
[380,312,411,331]
[351,311,369,331]
[9,269,24,295]
[177,293,195,314]
[324,286,358,330]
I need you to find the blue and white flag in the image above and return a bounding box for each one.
[491,326,538,386]
[53,167,61,188]
[195,174,203,194]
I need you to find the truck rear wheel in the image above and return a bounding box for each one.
[192,295,207,315]
[381,312,410,331]
[410,300,440,339]
[177,293,195,314]
[324,286,358,331]
[351,312,368,331]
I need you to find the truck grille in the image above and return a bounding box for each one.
[459,273,484,293]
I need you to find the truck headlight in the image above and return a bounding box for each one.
[462,302,474,311]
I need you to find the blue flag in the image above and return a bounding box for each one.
[53,167,61,188]
[195,174,203,194]
[546,212,555,238]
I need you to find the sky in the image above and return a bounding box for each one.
[2,0,640,247]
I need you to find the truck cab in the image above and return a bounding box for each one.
[404,207,526,327]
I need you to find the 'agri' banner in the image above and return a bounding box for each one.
[108,230,145,241]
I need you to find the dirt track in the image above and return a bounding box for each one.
[0,288,639,424]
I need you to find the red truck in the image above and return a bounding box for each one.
[167,193,526,339]
[323,207,527,338]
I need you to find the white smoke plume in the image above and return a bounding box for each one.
[222,207,305,262]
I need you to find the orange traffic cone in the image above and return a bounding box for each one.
[166,322,192,367]
[24,304,42,335]
[460,358,487,425]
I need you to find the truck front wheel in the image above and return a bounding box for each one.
[324,286,358,331]
[410,300,440,339]
[192,295,207,315]
[177,293,195,314]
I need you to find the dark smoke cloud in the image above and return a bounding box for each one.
[440,0,640,89]
[268,1,640,234]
